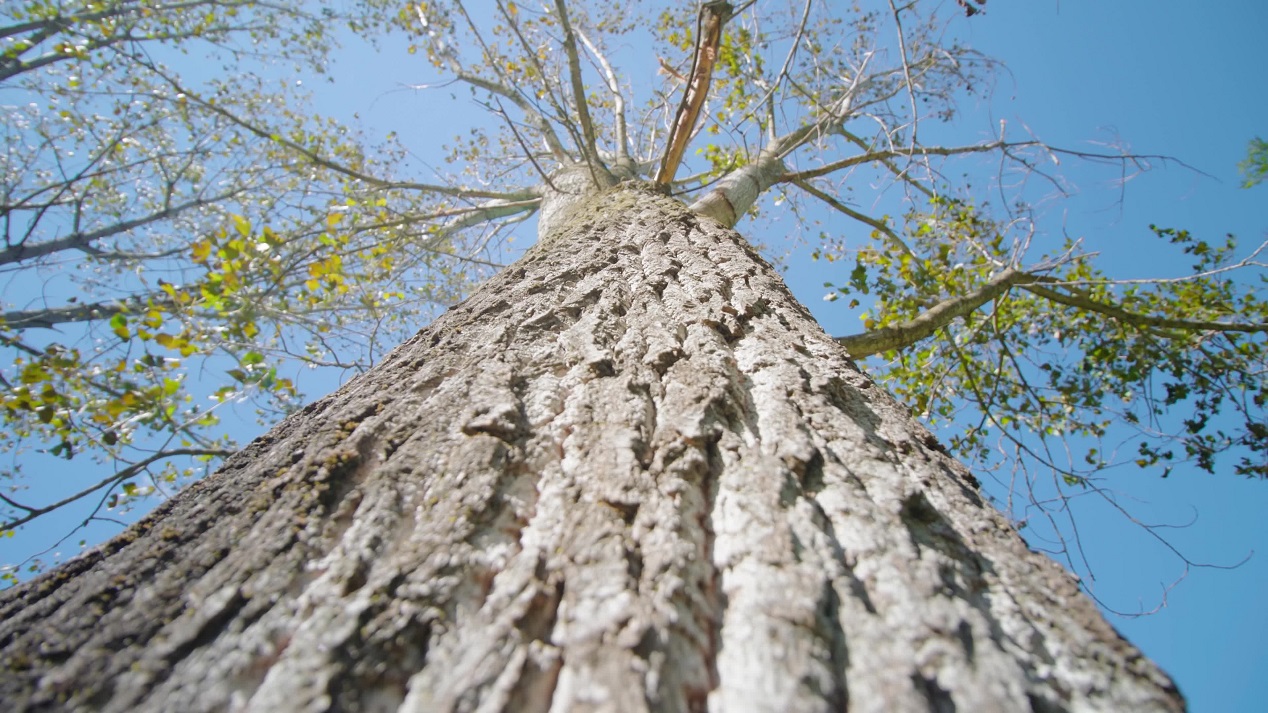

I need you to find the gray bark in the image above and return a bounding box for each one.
[0,184,1183,712]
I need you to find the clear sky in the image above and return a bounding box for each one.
[2,2,1264,710]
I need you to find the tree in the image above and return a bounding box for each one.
[0,0,1260,705]
[4,1,1262,589]
[0,178,1184,710]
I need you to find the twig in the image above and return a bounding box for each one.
[0,448,232,533]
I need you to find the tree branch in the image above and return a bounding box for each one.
[450,1,572,165]
[1022,281,1268,335]
[575,26,631,168]
[452,69,573,166]
[790,178,921,261]
[553,0,607,177]
[835,265,1267,360]
[779,139,1037,185]
[835,268,1032,357]
[1,295,163,330]
[655,1,733,186]
[0,448,232,533]
[0,192,238,267]
[142,62,527,201]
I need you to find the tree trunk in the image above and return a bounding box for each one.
[0,184,1182,712]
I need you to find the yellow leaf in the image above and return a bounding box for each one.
[232,214,251,238]
[191,239,212,264]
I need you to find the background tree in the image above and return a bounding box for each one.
[0,0,1262,697]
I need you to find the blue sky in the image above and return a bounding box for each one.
[2,1,1264,710]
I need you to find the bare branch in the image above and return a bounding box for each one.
[790,178,920,260]
[779,139,1037,185]
[0,448,233,533]
[450,1,572,165]
[0,192,241,267]
[575,26,631,167]
[141,61,528,201]
[553,0,607,177]
[886,0,920,149]
[452,69,573,166]
[750,0,813,141]
[1043,240,1268,286]
[487,99,562,193]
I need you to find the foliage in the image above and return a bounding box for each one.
[824,198,1266,489]
[0,0,526,579]
[1240,136,1268,188]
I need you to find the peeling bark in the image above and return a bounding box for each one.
[0,185,1183,712]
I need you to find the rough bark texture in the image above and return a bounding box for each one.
[0,185,1183,712]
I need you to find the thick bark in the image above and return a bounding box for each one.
[0,185,1182,712]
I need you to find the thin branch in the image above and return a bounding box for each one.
[452,70,573,165]
[1022,281,1268,335]
[779,139,1037,185]
[2,294,168,329]
[775,51,880,154]
[886,0,920,149]
[1046,241,1268,286]
[745,0,813,141]
[828,128,933,200]
[141,61,527,200]
[553,0,606,177]
[790,178,920,260]
[489,100,561,193]
[0,448,232,533]
[575,26,631,167]
[451,1,571,164]
[0,192,240,267]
